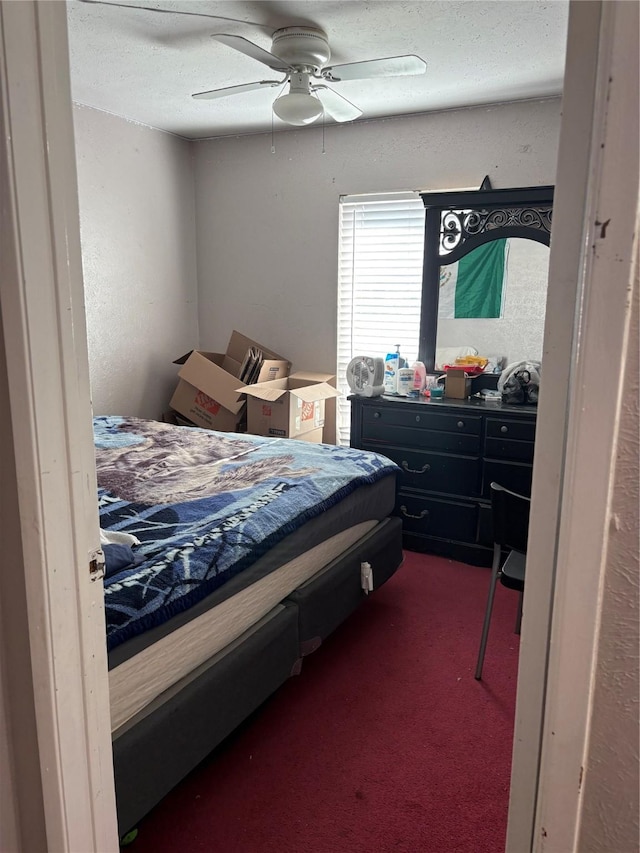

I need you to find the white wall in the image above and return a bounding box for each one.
[73,106,199,419]
[578,263,639,853]
[194,98,561,373]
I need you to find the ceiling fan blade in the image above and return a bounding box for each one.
[192,80,284,100]
[212,33,292,73]
[312,86,362,123]
[322,55,427,83]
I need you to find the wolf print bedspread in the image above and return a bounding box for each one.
[95,416,398,650]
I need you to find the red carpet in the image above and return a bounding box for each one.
[129,552,520,853]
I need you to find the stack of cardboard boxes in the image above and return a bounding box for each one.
[168,330,339,443]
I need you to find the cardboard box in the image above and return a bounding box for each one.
[294,427,325,444]
[444,367,472,399]
[240,372,340,440]
[170,331,290,432]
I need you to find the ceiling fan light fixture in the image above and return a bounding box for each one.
[272,91,323,126]
[196,27,427,129]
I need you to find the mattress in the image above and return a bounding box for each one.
[95,416,399,652]
[97,418,399,729]
[109,520,377,731]
[108,475,396,668]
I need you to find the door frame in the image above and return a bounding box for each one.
[0,2,118,850]
[0,1,636,851]
[507,1,639,850]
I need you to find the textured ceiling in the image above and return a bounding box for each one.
[66,0,569,140]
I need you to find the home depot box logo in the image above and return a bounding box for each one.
[195,390,221,416]
[301,401,315,422]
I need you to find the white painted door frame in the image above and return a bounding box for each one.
[507,1,639,851]
[0,1,635,851]
[0,2,118,851]
[532,1,638,849]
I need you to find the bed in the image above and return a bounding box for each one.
[94,416,403,834]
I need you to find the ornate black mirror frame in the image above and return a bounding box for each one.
[418,181,554,371]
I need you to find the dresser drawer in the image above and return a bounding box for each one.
[396,492,478,542]
[362,422,480,455]
[483,460,533,498]
[363,405,482,435]
[484,436,535,463]
[486,417,536,442]
[364,443,481,497]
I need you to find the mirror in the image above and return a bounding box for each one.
[435,238,550,371]
[419,183,554,372]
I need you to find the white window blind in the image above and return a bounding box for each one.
[337,194,426,444]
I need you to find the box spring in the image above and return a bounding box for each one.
[290,516,403,654]
[113,602,299,835]
[112,516,403,835]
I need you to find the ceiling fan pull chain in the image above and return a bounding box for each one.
[271,110,276,154]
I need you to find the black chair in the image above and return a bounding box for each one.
[475,481,530,680]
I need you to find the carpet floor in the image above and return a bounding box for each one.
[128,551,520,853]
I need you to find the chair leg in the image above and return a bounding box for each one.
[515,590,523,635]
[475,543,502,680]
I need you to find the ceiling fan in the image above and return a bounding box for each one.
[193,27,427,127]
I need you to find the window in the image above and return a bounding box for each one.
[336,194,426,444]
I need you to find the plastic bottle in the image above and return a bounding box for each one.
[383,344,401,394]
[411,360,427,393]
[397,365,415,396]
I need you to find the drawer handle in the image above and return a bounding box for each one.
[415,415,421,423]
[373,412,381,419]
[457,420,465,428]
[400,505,429,520]
[401,461,431,474]
[500,425,508,434]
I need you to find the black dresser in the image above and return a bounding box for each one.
[350,395,537,566]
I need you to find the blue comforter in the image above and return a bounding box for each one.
[95,416,398,650]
